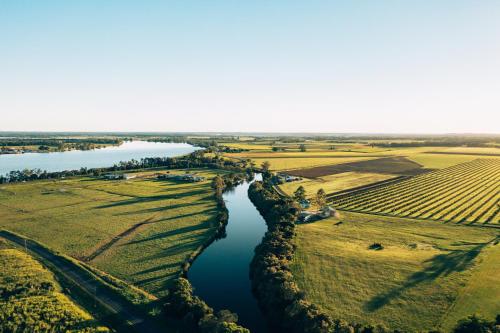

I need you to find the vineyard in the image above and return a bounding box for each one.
[331,158,500,225]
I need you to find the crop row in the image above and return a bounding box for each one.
[332,159,500,224]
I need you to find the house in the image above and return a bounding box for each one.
[298,206,336,223]
[276,173,302,183]
[103,173,122,180]
[318,206,336,218]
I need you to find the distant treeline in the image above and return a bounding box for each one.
[164,172,251,333]
[0,150,247,183]
[371,139,498,148]
[248,178,499,333]
[0,137,123,147]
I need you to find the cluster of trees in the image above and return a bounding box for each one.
[164,278,249,333]
[0,137,123,152]
[248,180,339,333]
[371,138,498,148]
[293,186,327,207]
[453,314,500,333]
[0,151,248,183]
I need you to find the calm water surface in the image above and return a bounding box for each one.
[0,141,198,175]
[188,175,268,332]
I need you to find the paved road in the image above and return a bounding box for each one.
[0,230,171,333]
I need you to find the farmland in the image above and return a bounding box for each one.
[290,211,500,332]
[279,172,396,198]
[331,159,500,225]
[0,239,108,332]
[0,169,223,297]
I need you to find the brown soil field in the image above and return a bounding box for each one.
[287,157,425,178]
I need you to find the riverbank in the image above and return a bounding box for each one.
[185,173,267,332]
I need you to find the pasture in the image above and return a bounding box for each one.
[279,172,395,198]
[0,169,223,297]
[0,241,108,332]
[290,211,500,332]
[331,159,500,225]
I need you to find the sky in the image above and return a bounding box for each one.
[1,1,499,134]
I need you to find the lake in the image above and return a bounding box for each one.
[0,141,198,175]
[188,174,268,332]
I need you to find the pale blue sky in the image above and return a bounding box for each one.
[1,1,499,133]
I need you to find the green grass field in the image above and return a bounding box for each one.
[290,211,500,332]
[406,153,491,169]
[0,169,224,297]
[279,172,395,198]
[0,240,108,332]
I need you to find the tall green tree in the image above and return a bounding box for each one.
[294,186,306,202]
[299,144,307,152]
[315,188,326,207]
[211,175,225,196]
[261,161,271,172]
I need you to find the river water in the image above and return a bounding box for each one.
[188,175,268,332]
[0,141,198,175]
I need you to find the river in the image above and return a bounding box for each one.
[188,175,268,332]
[0,141,198,175]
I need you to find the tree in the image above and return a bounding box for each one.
[294,186,306,202]
[261,161,271,172]
[299,144,307,152]
[315,188,326,207]
[453,314,495,333]
[212,175,225,196]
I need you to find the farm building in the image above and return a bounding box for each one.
[103,173,136,180]
[298,205,337,223]
[277,173,302,182]
[157,173,205,182]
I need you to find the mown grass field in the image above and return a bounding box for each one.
[290,211,500,332]
[0,169,224,297]
[279,172,395,198]
[332,159,500,225]
[406,153,482,169]
[0,239,108,332]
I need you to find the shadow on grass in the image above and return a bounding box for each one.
[125,219,214,246]
[94,189,208,209]
[113,202,207,216]
[364,240,491,312]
